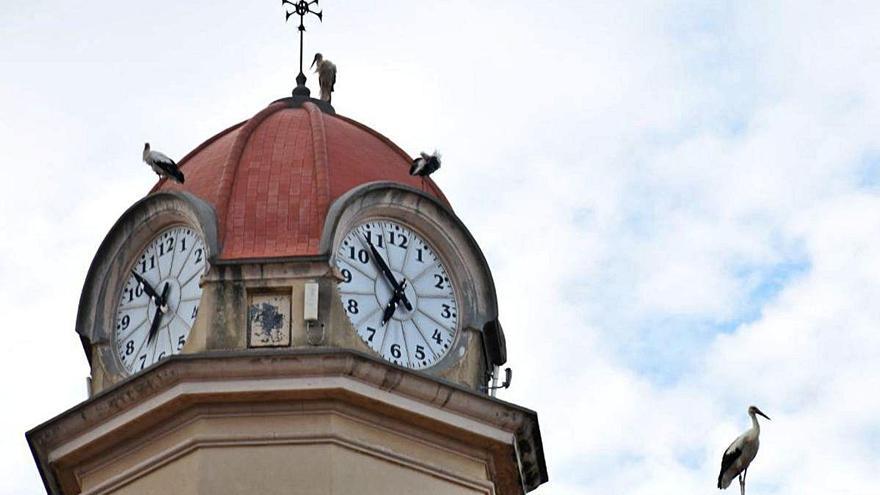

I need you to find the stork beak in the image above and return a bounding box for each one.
[756,409,771,421]
[310,54,319,69]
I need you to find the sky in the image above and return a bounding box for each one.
[2,1,880,493]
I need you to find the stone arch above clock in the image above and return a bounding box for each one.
[77,98,507,394]
[76,191,219,389]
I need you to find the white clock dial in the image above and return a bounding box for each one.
[335,219,459,370]
[113,226,207,374]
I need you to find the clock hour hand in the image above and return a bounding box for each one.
[363,235,414,311]
[380,279,409,326]
[147,283,170,344]
[381,297,399,326]
[131,270,160,304]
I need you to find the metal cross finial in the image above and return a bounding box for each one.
[282,0,323,94]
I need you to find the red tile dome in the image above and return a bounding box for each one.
[154,99,448,260]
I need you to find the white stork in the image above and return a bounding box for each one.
[718,405,771,495]
[410,151,441,187]
[143,143,184,184]
[310,53,337,104]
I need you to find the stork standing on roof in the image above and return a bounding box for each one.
[718,405,771,495]
[311,53,336,103]
[410,151,441,188]
[143,143,184,184]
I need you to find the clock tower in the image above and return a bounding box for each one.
[27,94,547,494]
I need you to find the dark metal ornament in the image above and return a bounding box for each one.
[282,0,323,96]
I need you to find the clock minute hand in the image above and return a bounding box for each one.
[131,270,160,304]
[364,235,414,311]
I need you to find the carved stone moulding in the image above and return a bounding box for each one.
[27,350,547,495]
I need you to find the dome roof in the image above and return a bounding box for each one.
[154,99,448,260]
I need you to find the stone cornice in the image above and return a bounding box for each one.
[28,349,547,494]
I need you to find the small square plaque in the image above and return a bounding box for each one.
[247,293,291,348]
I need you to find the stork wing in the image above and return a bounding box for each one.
[717,446,742,488]
[326,62,337,91]
[410,158,425,176]
[150,150,176,166]
[320,65,337,92]
[148,150,185,183]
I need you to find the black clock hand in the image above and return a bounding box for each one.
[148,283,170,344]
[364,235,414,311]
[380,280,409,326]
[147,306,162,345]
[131,270,160,303]
[381,297,399,326]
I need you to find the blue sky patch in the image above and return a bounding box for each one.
[856,151,880,189]
[592,254,810,386]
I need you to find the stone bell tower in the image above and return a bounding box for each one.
[27,27,547,495]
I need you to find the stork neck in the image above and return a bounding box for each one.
[750,412,760,431]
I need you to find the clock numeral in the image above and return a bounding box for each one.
[433,274,446,289]
[366,326,377,342]
[415,345,426,361]
[347,299,359,314]
[159,237,174,256]
[365,230,383,248]
[441,304,453,319]
[390,344,402,359]
[340,268,352,283]
[125,340,135,355]
[387,232,408,249]
[348,246,369,264]
[119,315,130,330]
[140,255,156,274]
[191,306,199,319]
[194,248,204,264]
[157,352,167,361]
[138,355,147,370]
[125,285,144,302]
[416,248,424,263]
[180,238,187,252]
[177,335,187,350]
[432,329,443,345]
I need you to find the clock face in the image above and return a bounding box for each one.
[113,225,207,374]
[335,219,459,370]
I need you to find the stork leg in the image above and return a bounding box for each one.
[742,468,748,495]
[738,473,744,495]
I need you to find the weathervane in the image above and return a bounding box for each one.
[282,0,323,95]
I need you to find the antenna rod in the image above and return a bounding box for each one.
[299,26,304,81]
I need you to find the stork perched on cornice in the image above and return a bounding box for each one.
[143,143,184,184]
[311,53,336,103]
[718,405,771,495]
